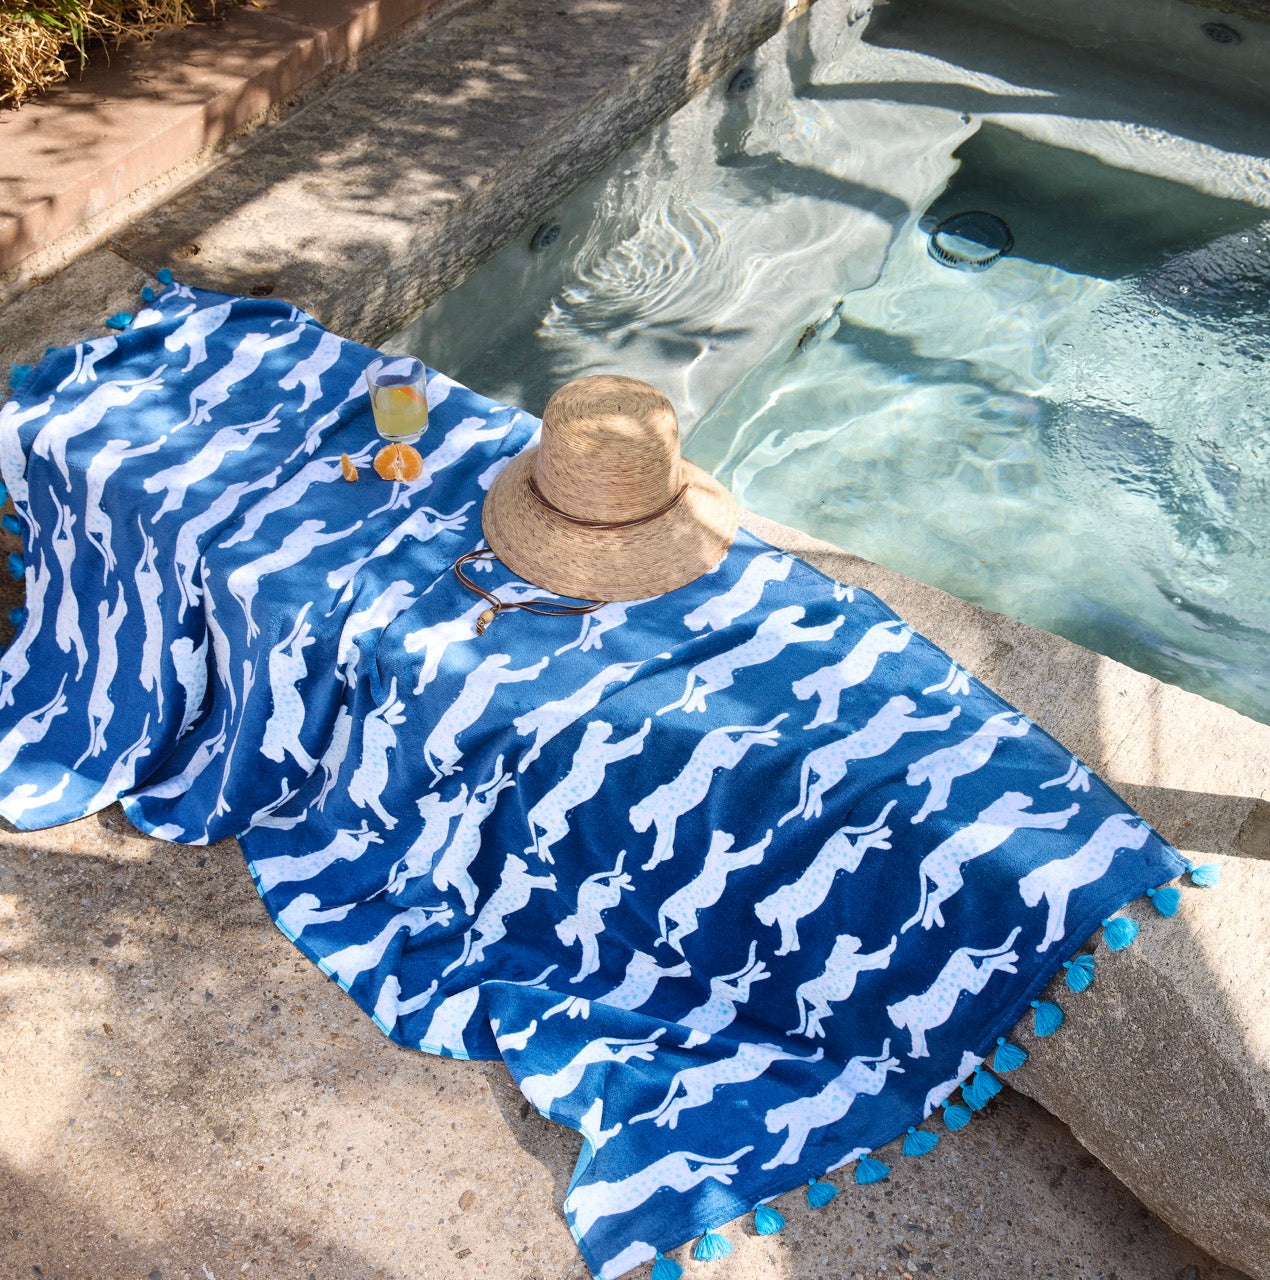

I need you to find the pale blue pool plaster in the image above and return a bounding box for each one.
[389,0,1270,726]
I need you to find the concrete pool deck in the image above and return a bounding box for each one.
[0,0,1267,1278]
[0,0,455,294]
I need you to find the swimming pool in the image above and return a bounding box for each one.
[387,0,1270,725]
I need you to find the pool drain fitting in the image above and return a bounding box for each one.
[1202,21,1241,44]
[727,66,757,95]
[529,222,562,252]
[927,211,1014,272]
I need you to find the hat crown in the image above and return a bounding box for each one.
[535,375,682,524]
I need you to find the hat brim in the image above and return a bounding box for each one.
[481,447,740,602]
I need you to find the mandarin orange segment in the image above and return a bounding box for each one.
[340,452,359,482]
[373,442,425,482]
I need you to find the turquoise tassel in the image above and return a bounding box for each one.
[1031,999,1064,1037]
[9,363,31,388]
[652,1253,683,1280]
[106,311,133,331]
[6,551,22,579]
[1147,886,1181,916]
[943,1103,972,1131]
[1188,861,1220,888]
[903,1126,939,1156]
[806,1177,838,1208]
[44,346,56,355]
[1,514,19,534]
[961,1076,990,1111]
[754,1204,785,1235]
[855,1154,889,1185]
[963,1069,1001,1110]
[694,1230,733,1262]
[1063,953,1095,993]
[1102,916,1138,951]
[993,1036,1027,1073]
[157,268,174,285]
[8,606,23,627]
[973,1067,1002,1100]
[0,480,8,505]
[141,285,156,303]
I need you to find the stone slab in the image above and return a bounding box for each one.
[0,249,143,396]
[0,320,1264,1280]
[111,0,811,345]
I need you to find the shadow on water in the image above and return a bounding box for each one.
[921,124,1270,280]
[719,150,912,223]
[816,0,1270,173]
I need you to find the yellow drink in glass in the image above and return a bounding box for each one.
[373,384,428,441]
[365,355,429,445]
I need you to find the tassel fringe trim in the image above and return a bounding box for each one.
[694,1230,733,1262]
[943,1102,972,1131]
[903,1126,939,1156]
[855,1154,889,1185]
[806,1177,838,1208]
[614,870,1210,1271]
[652,1252,683,1280]
[1101,915,1138,950]
[1063,953,1095,992]
[1187,861,1220,888]
[1031,998,1064,1037]
[993,1037,1027,1072]
[753,1204,785,1235]
[1146,886,1181,916]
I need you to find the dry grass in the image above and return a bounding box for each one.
[0,2,205,108]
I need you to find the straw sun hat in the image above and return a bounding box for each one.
[481,375,740,602]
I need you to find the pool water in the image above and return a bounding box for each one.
[388,0,1270,725]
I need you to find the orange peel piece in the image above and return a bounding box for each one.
[340,452,359,482]
[373,442,425,482]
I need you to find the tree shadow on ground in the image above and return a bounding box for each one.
[0,810,1254,1280]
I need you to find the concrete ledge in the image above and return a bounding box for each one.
[0,512,1259,1280]
[111,0,813,343]
[0,0,449,288]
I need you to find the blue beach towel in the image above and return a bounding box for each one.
[0,284,1189,1277]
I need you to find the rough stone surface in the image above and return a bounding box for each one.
[0,249,145,389]
[0,0,449,288]
[0,507,1263,1280]
[0,803,1250,1280]
[112,0,814,345]
[745,513,1270,1278]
